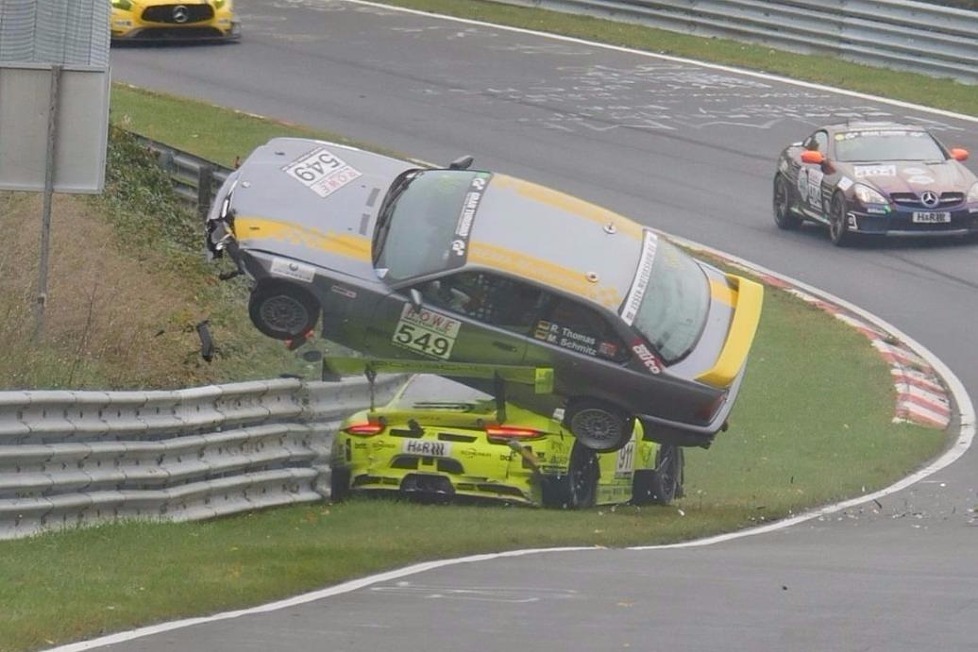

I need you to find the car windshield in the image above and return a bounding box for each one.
[833,130,946,162]
[373,170,491,281]
[622,234,710,364]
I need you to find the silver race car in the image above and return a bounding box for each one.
[206,138,764,451]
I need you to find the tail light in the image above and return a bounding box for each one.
[343,422,386,436]
[485,425,546,444]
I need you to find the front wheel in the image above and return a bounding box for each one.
[773,174,802,230]
[248,281,320,340]
[828,194,855,247]
[564,400,633,452]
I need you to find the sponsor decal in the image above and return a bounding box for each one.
[330,285,357,299]
[854,165,896,178]
[392,304,461,360]
[282,146,362,198]
[902,167,927,176]
[837,176,854,192]
[449,174,490,268]
[270,257,315,283]
[621,230,659,326]
[907,175,935,185]
[402,439,452,457]
[632,342,662,374]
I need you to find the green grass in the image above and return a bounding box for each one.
[0,2,962,650]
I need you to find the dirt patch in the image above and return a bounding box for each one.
[0,192,214,389]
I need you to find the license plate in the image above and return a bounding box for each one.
[912,211,950,223]
[402,439,453,457]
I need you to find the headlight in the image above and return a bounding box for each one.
[213,0,226,8]
[853,183,887,205]
[111,0,133,9]
[967,182,978,203]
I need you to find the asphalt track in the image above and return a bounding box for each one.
[85,1,978,650]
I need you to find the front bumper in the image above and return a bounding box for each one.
[847,206,978,237]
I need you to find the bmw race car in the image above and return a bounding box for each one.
[205,137,764,452]
[329,373,683,508]
[773,121,978,246]
[110,0,241,42]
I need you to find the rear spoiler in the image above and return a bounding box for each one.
[322,357,554,421]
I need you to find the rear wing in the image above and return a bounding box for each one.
[322,357,555,421]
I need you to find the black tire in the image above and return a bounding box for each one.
[541,443,599,509]
[773,174,802,230]
[329,467,351,502]
[564,400,633,452]
[248,281,320,340]
[632,444,684,505]
[828,193,854,247]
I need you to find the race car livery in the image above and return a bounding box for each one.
[111,0,240,42]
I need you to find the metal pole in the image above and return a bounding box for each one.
[33,64,62,341]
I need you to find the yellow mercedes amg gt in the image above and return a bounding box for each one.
[110,0,240,42]
[329,372,684,509]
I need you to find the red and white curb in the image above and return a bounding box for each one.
[671,237,953,431]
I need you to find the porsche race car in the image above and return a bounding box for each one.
[773,121,978,245]
[329,373,683,508]
[110,0,241,42]
[205,137,764,452]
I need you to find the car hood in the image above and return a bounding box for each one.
[842,160,976,194]
[213,138,416,279]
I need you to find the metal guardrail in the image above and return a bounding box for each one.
[492,0,978,84]
[0,374,406,540]
[136,134,233,216]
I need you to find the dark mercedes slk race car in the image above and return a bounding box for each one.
[205,137,763,452]
[773,121,978,246]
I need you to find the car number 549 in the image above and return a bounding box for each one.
[394,323,455,359]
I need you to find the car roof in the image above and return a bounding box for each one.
[823,121,929,135]
[463,173,646,313]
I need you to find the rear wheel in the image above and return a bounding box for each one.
[248,281,320,340]
[773,174,802,230]
[329,467,351,502]
[829,194,855,247]
[542,442,599,509]
[564,400,633,452]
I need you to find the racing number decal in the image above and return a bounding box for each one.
[282,147,362,198]
[392,305,461,360]
[615,442,636,476]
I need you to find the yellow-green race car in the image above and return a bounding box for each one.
[330,373,684,508]
[110,0,240,42]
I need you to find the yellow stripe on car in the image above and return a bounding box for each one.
[233,217,370,261]
[468,241,623,309]
[492,175,644,240]
[696,275,764,387]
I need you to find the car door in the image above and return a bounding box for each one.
[795,129,832,221]
[365,271,533,366]
[521,294,636,408]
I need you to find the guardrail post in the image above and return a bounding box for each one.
[197,164,214,219]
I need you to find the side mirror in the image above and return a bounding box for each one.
[800,150,825,165]
[448,155,474,170]
[950,148,969,162]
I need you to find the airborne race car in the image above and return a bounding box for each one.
[205,137,763,452]
[773,121,978,246]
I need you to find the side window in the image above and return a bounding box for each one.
[805,131,828,152]
[416,272,543,334]
[533,296,629,363]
